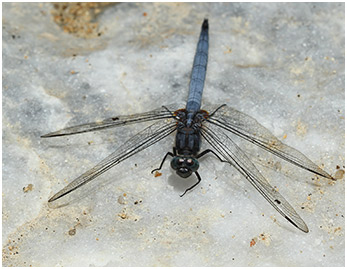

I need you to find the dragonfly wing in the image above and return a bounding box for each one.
[207,105,333,179]
[48,118,177,202]
[41,104,182,137]
[201,123,309,233]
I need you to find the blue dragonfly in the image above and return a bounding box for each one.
[42,19,333,233]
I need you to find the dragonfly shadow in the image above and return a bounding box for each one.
[167,173,200,196]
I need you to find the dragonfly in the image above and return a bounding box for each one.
[42,19,333,233]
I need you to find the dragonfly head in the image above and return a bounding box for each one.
[171,156,199,178]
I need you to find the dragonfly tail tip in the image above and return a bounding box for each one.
[202,19,208,30]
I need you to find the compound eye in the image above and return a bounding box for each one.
[171,157,184,170]
[170,157,179,170]
[186,158,199,171]
[186,158,194,166]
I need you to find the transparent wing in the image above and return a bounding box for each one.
[201,123,309,233]
[41,104,181,137]
[206,104,333,179]
[48,118,177,202]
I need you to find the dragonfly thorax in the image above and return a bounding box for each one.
[171,156,199,178]
[175,109,206,156]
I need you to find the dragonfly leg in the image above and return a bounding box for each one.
[180,171,202,197]
[151,151,174,173]
[196,149,228,163]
